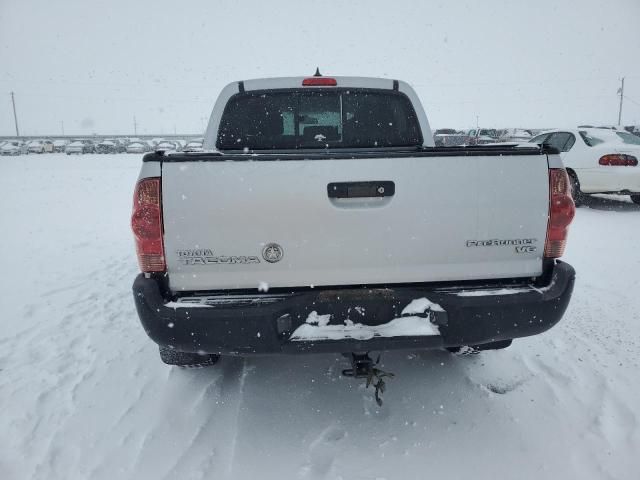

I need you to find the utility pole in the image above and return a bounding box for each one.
[133,115,138,136]
[61,120,65,136]
[10,91,20,137]
[617,77,625,126]
[476,115,479,129]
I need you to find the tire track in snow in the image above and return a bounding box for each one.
[121,359,249,480]
[221,358,250,480]
[157,373,226,480]
[298,424,347,478]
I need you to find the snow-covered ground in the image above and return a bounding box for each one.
[1,154,639,480]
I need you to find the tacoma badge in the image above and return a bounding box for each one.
[176,249,260,265]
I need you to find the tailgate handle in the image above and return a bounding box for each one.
[327,181,395,199]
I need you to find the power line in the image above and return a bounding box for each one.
[623,95,640,108]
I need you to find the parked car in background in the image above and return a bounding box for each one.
[465,128,498,145]
[43,140,55,153]
[499,128,532,143]
[433,129,460,146]
[65,141,84,155]
[183,140,203,152]
[114,138,127,152]
[126,141,151,154]
[28,139,55,154]
[53,139,69,152]
[65,139,95,154]
[433,133,466,146]
[528,129,546,136]
[155,140,179,152]
[0,140,28,156]
[96,139,125,154]
[26,140,40,153]
[529,128,640,205]
[96,140,116,154]
[433,128,458,136]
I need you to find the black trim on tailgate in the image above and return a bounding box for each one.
[143,145,559,162]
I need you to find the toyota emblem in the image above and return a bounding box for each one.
[262,243,284,263]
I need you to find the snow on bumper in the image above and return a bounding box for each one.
[289,299,442,341]
[132,261,575,356]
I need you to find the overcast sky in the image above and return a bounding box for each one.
[1,0,639,136]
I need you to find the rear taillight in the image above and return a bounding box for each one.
[598,154,638,166]
[302,77,337,86]
[131,177,165,272]
[544,169,575,258]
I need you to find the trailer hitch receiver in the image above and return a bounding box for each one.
[341,352,395,406]
[341,352,375,378]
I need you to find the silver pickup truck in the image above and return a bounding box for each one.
[131,75,576,368]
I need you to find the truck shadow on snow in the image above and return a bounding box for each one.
[183,347,527,430]
[582,194,640,212]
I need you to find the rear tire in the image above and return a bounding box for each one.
[567,170,584,207]
[447,339,512,354]
[159,346,220,367]
[631,195,640,205]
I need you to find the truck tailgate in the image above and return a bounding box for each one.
[162,153,549,291]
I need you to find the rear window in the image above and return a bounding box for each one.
[216,89,422,150]
[616,132,640,145]
[579,131,605,147]
[529,133,550,144]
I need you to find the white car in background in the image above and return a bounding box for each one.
[1,140,28,156]
[65,140,95,154]
[183,140,203,152]
[155,141,178,152]
[53,139,69,152]
[499,128,532,143]
[529,128,640,205]
[126,141,151,154]
[28,139,55,154]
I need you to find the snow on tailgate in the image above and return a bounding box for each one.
[290,297,443,341]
